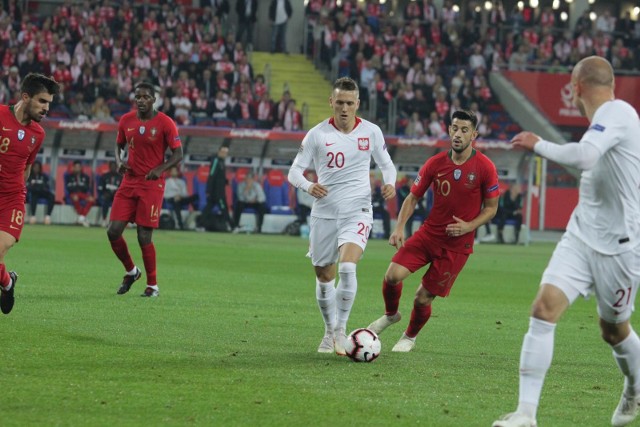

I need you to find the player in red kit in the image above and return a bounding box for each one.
[107,82,183,297]
[367,110,500,351]
[0,73,60,314]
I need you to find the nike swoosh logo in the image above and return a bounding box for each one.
[2,127,11,131]
[325,142,336,146]
[127,128,135,131]
[10,225,20,230]
[437,172,446,177]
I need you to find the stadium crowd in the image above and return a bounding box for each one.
[305,0,640,137]
[0,0,301,130]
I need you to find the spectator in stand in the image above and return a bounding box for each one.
[269,0,293,54]
[405,112,425,138]
[26,161,55,225]
[90,96,114,122]
[192,91,212,120]
[171,89,192,125]
[97,161,122,228]
[70,92,92,121]
[236,0,258,49]
[65,160,94,227]
[211,90,231,120]
[427,111,447,138]
[273,90,291,127]
[232,171,267,234]
[283,99,302,131]
[164,166,199,230]
[256,92,274,129]
[477,115,493,139]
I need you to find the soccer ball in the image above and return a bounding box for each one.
[344,328,381,362]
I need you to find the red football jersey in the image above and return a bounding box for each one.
[116,111,181,182]
[412,149,500,254]
[0,105,45,196]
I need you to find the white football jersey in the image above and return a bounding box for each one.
[567,100,640,254]
[290,117,395,219]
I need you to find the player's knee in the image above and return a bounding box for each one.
[414,293,433,307]
[106,227,120,241]
[530,297,558,322]
[600,320,629,346]
[384,271,401,286]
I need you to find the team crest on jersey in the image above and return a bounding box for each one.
[467,172,476,183]
[150,127,157,137]
[358,137,370,151]
[453,169,462,180]
[139,126,146,135]
[17,129,25,141]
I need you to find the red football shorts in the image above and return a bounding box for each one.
[110,179,164,228]
[391,230,469,297]
[0,194,26,241]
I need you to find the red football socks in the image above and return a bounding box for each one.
[140,243,156,285]
[0,263,10,289]
[109,236,135,272]
[406,303,432,338]
[382,279,403,315]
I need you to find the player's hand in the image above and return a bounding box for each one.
[308,183,328,199]
[389,230,405,249]
[381,184,396,200]
[117,162,131,175]
[145,167,162,180]
[511,131,541,151]
[445,215,471,237]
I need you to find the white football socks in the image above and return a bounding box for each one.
[127,266,138,276]
[336,262,357,332]
[316,278,336,335]
[612,329,640,398]
[517,316,556,419]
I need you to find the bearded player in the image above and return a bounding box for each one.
[0,73,59,314]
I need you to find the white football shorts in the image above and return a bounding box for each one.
[308,212,373,267]
[541,233,640,323]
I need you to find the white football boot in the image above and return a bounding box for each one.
[612,393,640,427]
[367,312,402,335]
[492,412,537,427]
[317,334,334,353]
[391,333,416,352]
[334,328,347,356]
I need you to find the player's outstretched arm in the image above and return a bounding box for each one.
[390,193,418,249]
[512,131,601,170]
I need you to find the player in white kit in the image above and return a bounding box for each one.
[288,77,397,355]
[493,57,640,427]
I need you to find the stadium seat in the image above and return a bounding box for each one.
[263,169,292,215]
[193,165,210,211]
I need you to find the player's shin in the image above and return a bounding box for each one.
[109,236,135,272]
[316,278,336,334]
[382,279,403,315]
[612,329,640,397]
[517,317,556,419]
[140,242,157,285]
[336,262,357,331]
[405,302,431,338]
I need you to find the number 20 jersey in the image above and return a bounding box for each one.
[291,117,394,219]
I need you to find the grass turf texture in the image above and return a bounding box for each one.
[1,225,625,426]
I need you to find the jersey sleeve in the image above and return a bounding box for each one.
[411,159,433,199]
[163,115,182,149]
[481,155,500,199]
[371,125,397,186]
[116,119,126,146]
[288,131,316,191]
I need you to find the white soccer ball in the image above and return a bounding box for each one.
[344,328,381,362]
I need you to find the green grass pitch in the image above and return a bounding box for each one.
[1,225,626,426]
